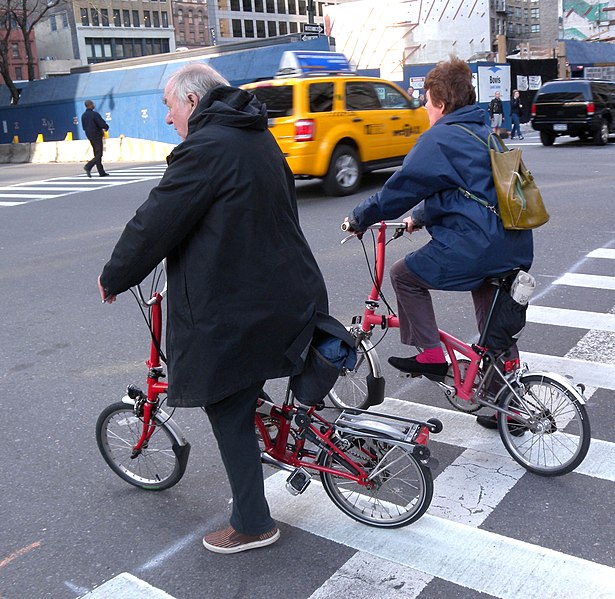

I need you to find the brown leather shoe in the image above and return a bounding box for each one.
[203,525,280,554]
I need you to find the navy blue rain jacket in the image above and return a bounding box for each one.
[351,104,533,291]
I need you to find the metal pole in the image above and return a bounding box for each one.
[307,0,315,24]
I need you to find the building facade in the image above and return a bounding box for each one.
[35,0,176,76]
[1,12,39,82]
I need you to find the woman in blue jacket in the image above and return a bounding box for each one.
[346,58,533,420]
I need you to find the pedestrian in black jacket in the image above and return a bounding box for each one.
[81,100,109,177]
[488,91,503,135]
[98,63,328,554]
[510,89,524,139]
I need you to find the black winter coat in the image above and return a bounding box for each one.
[81,108,109,141]
[100,86,328,407]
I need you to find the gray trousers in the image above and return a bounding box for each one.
[389,258,517,359]
[205,380,275,536]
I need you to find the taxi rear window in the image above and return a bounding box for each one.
[250,85,293,118]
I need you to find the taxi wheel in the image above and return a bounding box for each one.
[323,145,362,196]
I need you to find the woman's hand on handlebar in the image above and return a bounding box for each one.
[403,216,422,233]
[98,276,117,304]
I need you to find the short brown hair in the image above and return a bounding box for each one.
[424,57,476,115]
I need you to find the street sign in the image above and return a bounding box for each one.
[302,23,324,34]
[301,34,320,41]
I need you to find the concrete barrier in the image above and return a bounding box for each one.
[0,137,175,164]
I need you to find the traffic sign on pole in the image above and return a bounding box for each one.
[302,23,324,34]
[301,33,320,41]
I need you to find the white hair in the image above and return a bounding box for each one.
[166,63,229,103]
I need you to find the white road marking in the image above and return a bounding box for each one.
[78,572,175,598]
[554,272,615,290]
[527,305,615,332]
[265,471,615,599]
[587,248,615,260]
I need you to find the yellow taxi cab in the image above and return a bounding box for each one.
[241,51,429,196]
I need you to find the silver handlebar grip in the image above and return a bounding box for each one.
[341,222,350,232]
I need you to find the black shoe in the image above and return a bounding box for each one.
[519,136,524,140]
[84,166,92,178]
[99,172,110,177]
[476,413,525,437]
[388,355,448,382]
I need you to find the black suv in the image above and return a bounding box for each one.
[531,79,615,146]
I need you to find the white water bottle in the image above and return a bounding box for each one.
[510,271,535,305]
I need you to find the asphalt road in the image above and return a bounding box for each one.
[1,130,615,599]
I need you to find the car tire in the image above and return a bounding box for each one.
[540,131,555,146]
[593,119,609,146]
[323,145,362,196]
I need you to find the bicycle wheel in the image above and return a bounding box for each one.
[327,339,379,410]
[497,374,591,476]
[319,435,433,528]
[96,402,187,490]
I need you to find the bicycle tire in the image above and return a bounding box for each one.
[497,374,591,476]
[96,402,187,490]
[318,435,433,528]
[327,339,379,410]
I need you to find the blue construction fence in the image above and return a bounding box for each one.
[0,36,330,145]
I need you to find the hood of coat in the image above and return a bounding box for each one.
[435,103,488,129]
[187,85,267,135]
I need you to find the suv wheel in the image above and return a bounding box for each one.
[323,145,362,196]
[540,131,555,146]
[594,119,609,146]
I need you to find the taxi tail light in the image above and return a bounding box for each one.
[295,119,315,142]
[586,102,595,115]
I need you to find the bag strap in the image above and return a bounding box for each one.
[449,124,508,153]
[458,187,499,215]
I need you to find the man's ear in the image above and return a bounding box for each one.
[187,93,199,110]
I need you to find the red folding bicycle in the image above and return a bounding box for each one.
[331,221,591,477]
[95,268,444,528]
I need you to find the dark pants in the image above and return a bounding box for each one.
[205,380,275,536]
[85,137,106,175]
[511,113,521,138]
[390,258,518,360]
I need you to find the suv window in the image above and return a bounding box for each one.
[345,81,381,110]
[536,81,590,102]
[590,82,615,104]
[374,82,411,109]
[309,82,333,113]
[250,85,293,118]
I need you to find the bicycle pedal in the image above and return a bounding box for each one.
[285,467,311,496]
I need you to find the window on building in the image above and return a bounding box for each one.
[287,0,296,14]
[266,0,275,13]
[197,10,203,23]
[289,20,297,32]
[11,43,19,57]
[245,19,254,36]
[243,0,252,10]
[298,0,306,15]
[132,10,140,26]
[230,0,240,10]
[50,15,57,31]
[531,23,540,32]
[101,9,109,26]
[255,0,264,11]
[531,7,539,18]
[113,9,121,26]
[256,19,265,36]
[515,7,520,17]
[279,21,287,34]
[232,18,242,36]
[62,12,69,27]
[318,1,324,16]
[123,10,130,26]
[187,9,193,23]
[15,66,23,79]
[153,11,160,26]
[177,9,183,23]
[90,8,100,26]
[80,8,88,26]
[277,0,286,13]
[524,8,528,18]
[267,20,276,36]
[144,10,151,26]
[161,11,168,26]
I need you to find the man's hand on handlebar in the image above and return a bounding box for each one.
[98,276,117,304]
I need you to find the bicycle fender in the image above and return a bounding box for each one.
[120,394,190,446]
[519,371,587,405]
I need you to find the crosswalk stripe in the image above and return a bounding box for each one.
[520,351,615,391]
[554,272,615,290]
[77,572,175,598]
[0,193,59,198]
[265,471,615,599]
[587,248,615,260]
[373,397,615,482]
[527,305,615,332]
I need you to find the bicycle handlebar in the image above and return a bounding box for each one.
[134,259,168,306]
[341,221,408,232]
